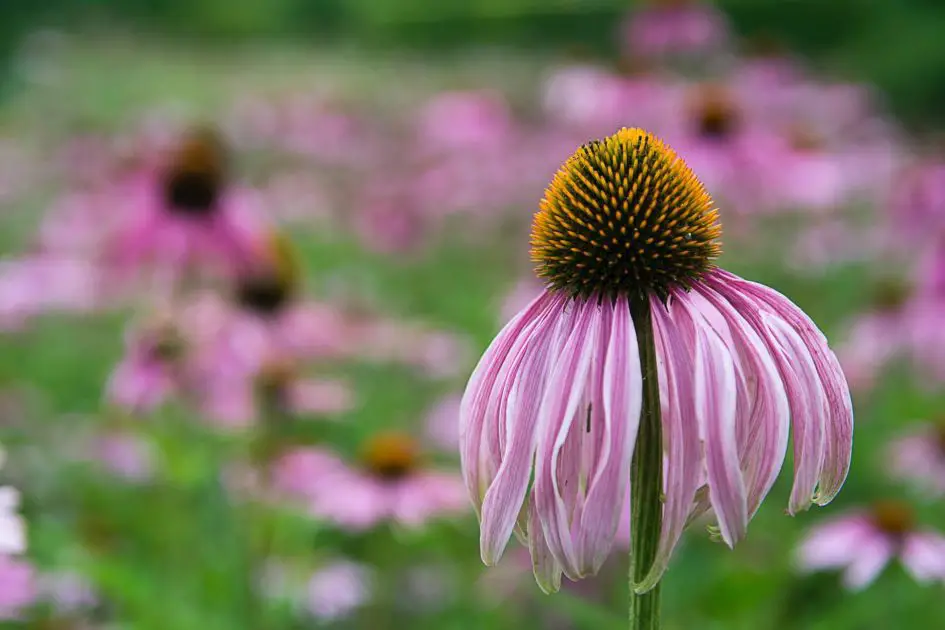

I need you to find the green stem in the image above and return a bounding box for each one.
[629,297,663,630]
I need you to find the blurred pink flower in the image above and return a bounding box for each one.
[271,435,469,530]
[889,159,945,239]
[106,319,183,413]
[304,561,373,621]
[106,172,266,287]
[0,555,36,619]
[499,277,544,323]
[37,570,98,614]
[797,502,945,589]
[0,256,101,330]
[836,309,908,391]
[621,0,730,61]
[890,423,945,497]
[417,91,513,154]
[352,319,471,380]
[91,432,156,483]
[425,393,462,451]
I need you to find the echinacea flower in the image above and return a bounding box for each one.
[889,421,945,496]
[107,126,265,287]
[272,433,468,530]
[106,316,184,413]
[460,128,853,593]
[796,501,945,589]
[261,559,372,623]
[0,555,36,620]
[620,0,731,62]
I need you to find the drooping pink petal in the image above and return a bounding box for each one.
[692,284,790,516]
[706,272,831,514]
[460,291,554,513]
[637,294,702,590]
[688,300,746,547]
[575,296,641,575]
[714,270,852,505]
[479,299,560,564]
[527,494,562,594]
[762,314,827,513]
[533,298,600,579]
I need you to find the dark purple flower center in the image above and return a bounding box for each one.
[236,272,293,316]
[160,128,227,218]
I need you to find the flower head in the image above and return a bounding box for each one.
[272,434,468,530]
[797,502,945,589]
[461,128,853,592]
[531,128,721,299]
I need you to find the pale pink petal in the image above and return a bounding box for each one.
[393,472,469,527]
[707,272,830,513]
[762,314,827,513]
[287,379,355,416]
[527,494,562,594]
[460,291,554,514]
[534,298,600,579]
[0,555,36,619]
[689,300,746,547]
[575,296,641,575]
[479,294,560,564]
[843,534,894,590]
[638,295,702,589]
[716,270,853,506]
[796,515,875,570]
[692,284,790,516]
[901,531,945,583]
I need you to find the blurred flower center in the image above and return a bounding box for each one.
[691,87,740,140]
[870,500,915,537]
[360,432,420,480]
[160,128,227,217]
[531,127,721,299]
[255,359,297,413]
[236,233,300,316]
[788,123,825,152]
[870,278,911,313]
[236,272,293,315]
[145,323,185,363]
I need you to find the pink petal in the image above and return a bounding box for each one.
[692,284,790,516]
[479,297,560,564]
[687,298,746,547]
[533,298,601,579]
[795,514,874,570]
[714,270,853,505]
[637,294,702,589]
[762,314,827,513]
[575,296,641,575]
[527,494,562,594]
[843,534,894,590]
[902,531,945,583]
[706,272,832,514]
[460,291,555,513]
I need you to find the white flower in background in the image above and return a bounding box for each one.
[0,447,26,556]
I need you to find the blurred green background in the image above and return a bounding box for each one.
[4,0,945,126]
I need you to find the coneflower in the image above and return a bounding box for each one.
[459,128,853,627]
